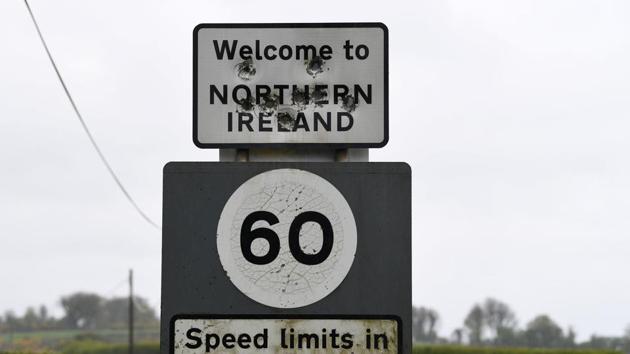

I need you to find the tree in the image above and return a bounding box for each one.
[565,327,576,348]
[623,325,630,353]
[60,293,103,329]
[131,296,159,326]
[464,304,484,345]
[483,299,516,335]
[482,298,517,345]
[21,307,39,330]
[582,335,624,350]
[523,315,565,348]
[3,310,21,331]
[495,326,522,347]
[98,296,158,328]
[0,292,159,333]
[98,297,129,328]
[412,306,440,343]
[37,305,54,330]
[38,305,48,322]
[451,328,464,345]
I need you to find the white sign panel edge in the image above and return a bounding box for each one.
[193,22,389,149]
[171,316,401,354]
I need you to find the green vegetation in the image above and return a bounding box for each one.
[0,329,158,352]
[59,340,158,354]
[414,298,630,352]
[0,340,159,354]
[413,345,621,354]
[1,343,623,354]
[2,294,628,353]
[0,292,158,334]
[0,291,159,353]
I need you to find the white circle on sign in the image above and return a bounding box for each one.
[216,168,357,308]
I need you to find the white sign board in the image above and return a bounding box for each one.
[193,23,388,148]
[216,169,357,308]
[172,317,400,353]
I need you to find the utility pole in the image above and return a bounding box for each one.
[129,269,134,354]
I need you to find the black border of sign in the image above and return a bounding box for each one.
[170,314,402,353]
[192,23,389,149]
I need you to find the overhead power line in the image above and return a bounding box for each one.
[23,0,160,230]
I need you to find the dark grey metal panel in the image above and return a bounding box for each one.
[161,162,411,353]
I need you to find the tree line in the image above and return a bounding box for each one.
[4,293,629,352]
[0,292,158,332]
[414,298,630,352]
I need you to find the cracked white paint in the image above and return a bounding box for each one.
[217,169,357,308]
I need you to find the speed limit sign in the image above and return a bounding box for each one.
[162,162,411,354]
[216,168,357,308]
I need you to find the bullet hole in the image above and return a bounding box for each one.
[311,86,329,107]
[305,56,326,78]
[341,94,358,112]
[234,58,256,81]
[291,88,309,110]
[277,107,297,130]
[236,96,255,111]
[258,93,279,115]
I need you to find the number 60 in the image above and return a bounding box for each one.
[240,211,334,266]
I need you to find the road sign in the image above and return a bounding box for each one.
[216,168,357,308]
[171,316,401,354]
[162,162,410,353]
[193,23,388,148]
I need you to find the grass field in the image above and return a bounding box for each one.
[0,328,158,341]
[0,343,624,354]
[413,345,622,354]
[0,329,158,353]
[0,328,624,354]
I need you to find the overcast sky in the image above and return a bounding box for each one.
[1,0,629,341]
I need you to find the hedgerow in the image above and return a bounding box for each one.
[414,345,622,354]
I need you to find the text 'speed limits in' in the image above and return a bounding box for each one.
[172,317,401,354]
